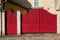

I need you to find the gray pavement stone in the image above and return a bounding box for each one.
[0,37,5,40]
[0,34,60,40]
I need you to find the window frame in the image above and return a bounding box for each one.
[34,0,39,7]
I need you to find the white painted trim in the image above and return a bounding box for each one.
[2,11,5,36]
[0,11,1,36]
[17,11,21,35]
[57,11,60,34]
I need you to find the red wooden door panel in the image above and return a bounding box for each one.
[39,9,57,33]
[6,11,17,35]
[22,9,39,33]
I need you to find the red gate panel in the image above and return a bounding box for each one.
[22,8,57,33]
[6,11,17,35]
[39,9,57,33]
[22,9,39,33]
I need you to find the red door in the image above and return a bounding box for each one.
[22,9,39,33]
[22,8,57,33]
[6,11,17,35]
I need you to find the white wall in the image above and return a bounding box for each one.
[56,0,60,10]
[28,0,55,8]
[0,11,1,36]
[28,0,57,14]
[28,0,34,8]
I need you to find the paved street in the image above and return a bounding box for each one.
[0,33,60,40]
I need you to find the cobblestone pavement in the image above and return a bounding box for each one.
[0,33,60,40]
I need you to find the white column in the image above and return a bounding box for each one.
[2,10,5,36]
[57,11,60,34]
[17,11,21,35]
[0,11,2,36]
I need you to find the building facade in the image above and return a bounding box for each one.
[28,0,60,13]
[28,0,55,8]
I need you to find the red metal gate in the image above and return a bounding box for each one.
[22,9,39,33]
[22,8,57,33]
[39,9,57,33]
[6,8,57,34]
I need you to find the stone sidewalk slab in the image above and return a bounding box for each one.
[0,33,60,40]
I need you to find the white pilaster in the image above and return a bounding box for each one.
[17,11,21,35]
[0,11,2,36]
[2,11,5,36]
[57,11,60,34]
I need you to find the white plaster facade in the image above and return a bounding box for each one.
[28,0,56,13]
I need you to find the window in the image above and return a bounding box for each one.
[34,0,39,7]
[56,0,60,11]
